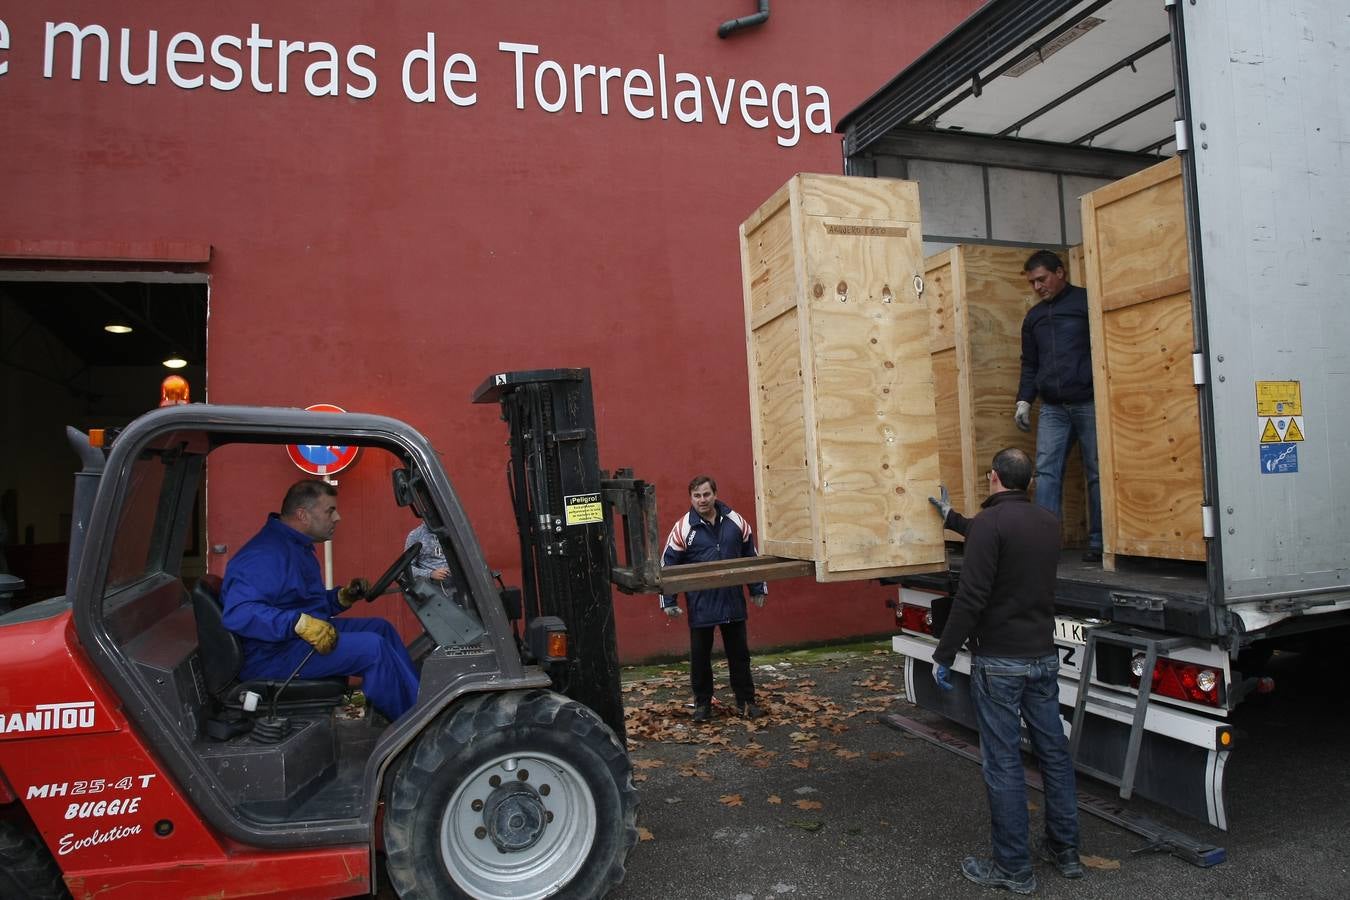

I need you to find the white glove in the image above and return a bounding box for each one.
[1014,400,1032,433]
[750,593,767,609]
[663,604,683,618]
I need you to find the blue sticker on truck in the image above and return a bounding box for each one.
[1260,443,1298,474]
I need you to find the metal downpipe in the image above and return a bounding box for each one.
[718,1,769,38]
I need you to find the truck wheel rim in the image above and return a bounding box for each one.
[441,750,597,899]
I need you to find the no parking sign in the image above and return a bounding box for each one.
[286,404,360,475]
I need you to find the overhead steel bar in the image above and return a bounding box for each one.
[921,0,1117,128]
[1072,90,1175,145]
[998,34,1172,138]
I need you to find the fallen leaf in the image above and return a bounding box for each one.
[637,827,655,842]
[1082,855,1121,871]
[793,799,823,810]
[632,773,648,783]
[719,794,744,807]
[789,732,817,743]
[632,759,666,770]
[834,749,862,760]
[767,795,782,805]
[789,819,823,832]
[788,758,811,769]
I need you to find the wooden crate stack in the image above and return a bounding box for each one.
[1081,156,1204,566]
[739,174,945,581]
[923,244,1089,546]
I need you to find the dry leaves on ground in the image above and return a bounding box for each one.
[637,827,655,842]
[793,799,823,811]
[719,794,744,807]
[767,795,782,805]
[1082,855,1121,871]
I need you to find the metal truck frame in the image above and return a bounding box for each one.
[838,0,1348,829]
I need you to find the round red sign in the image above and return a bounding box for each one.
[285,404,360,475]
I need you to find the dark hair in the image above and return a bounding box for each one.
[992,448,1033,491]
[1023,250,1065,274]
[688,475,717,494]
[281,479,337,517]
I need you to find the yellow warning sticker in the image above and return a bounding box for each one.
[1259,419,1281,443]
[1284,418,1305,442]
[1256,381,1302,417]
[564,493,603,526]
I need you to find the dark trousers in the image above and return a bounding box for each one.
[689,619,754,705]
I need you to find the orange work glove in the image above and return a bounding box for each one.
[294,613,338,654]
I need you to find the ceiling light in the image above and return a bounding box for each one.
[104,321,133,334]
[162,352,188,370]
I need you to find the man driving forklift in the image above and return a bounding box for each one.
[221,479,420,719]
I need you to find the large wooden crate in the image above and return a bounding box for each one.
[1081,157,1204,564]
[923,245,1088,546]
[739,174,945,581]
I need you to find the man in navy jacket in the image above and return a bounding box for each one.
[660,475,766,722]
[1015,249,1102,563]
[222,480,420,720]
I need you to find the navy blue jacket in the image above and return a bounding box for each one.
[660,501,766,628]
[1017,284,1094,405]
[221,514,345,668]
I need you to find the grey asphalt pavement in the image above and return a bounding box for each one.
[609,644,1350,899]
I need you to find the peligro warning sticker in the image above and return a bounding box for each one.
[564,492,603,526]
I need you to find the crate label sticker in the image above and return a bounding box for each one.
[1260,443,1298,474]
[563,493,602,526]
[1256,381,1302,416]
[822,222,909,238]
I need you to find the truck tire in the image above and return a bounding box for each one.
[383,689,638,900]
[0,820,68,900]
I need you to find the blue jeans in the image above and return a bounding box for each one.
[1034,400,1102,551]
[970,654,1079,876]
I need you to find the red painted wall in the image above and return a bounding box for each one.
[1,1,978,661]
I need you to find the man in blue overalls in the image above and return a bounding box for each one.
[660,475,766,722]
[222,480,419,720]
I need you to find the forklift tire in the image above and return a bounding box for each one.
[0,820,69,899]
[383,689,637,900]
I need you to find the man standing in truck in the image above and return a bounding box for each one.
[929,448,1083,892]
[659,475,766,723]
[1015,249,1102,563]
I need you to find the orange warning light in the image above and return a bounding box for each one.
[160,375,190,407]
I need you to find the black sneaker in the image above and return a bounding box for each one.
[738,701,763,719]
[960,857,1037,894]
[1081,549,1103,564]
[692,702,711,723]
[1037,840,1085,878]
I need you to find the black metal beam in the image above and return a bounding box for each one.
[865,127,1155,180]
[921,0,1117,128]
[998,35,1171,138]
[1072,89,1175,146]
[840,0,1086,157]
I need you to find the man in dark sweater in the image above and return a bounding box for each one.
[929,447,1083,893]
[1015,249,1102,563]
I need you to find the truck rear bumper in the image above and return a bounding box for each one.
[893,634,1230,830]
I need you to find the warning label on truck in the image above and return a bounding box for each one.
[564,493,603,526]
[1256,381,1302,417]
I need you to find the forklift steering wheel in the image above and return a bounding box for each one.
[365,542,423,600]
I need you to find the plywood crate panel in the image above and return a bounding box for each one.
[1081,157,1204,564]
[923,245,1089,546]
[740,174,945,581]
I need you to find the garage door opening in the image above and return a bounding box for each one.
[0,275,207,606]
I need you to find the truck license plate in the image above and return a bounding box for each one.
[1054,616,1089,646]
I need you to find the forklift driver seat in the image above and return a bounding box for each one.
[192,574,347,713]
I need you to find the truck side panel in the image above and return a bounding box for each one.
[1185,0,1350,600]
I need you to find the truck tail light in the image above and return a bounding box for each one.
[1131,654,1222,707]
[898,603,934,636]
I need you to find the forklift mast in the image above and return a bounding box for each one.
[472,368,626,741]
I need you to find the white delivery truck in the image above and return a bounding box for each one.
[837,0,1347,833]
